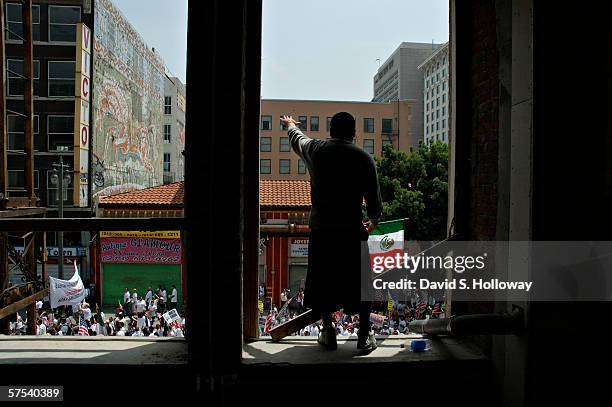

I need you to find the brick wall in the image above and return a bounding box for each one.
[469,0,499,241]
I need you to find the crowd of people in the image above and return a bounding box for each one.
[7,285,185,337]
[260,295,445,337]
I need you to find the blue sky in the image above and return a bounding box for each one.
[111,0,448,99]
[112,0,188,83]
[262,0,449,101]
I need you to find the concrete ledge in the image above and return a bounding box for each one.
[0,337,188,364]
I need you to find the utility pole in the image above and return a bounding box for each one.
[51,156,71,279]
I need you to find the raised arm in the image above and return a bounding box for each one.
[281,115,317,162]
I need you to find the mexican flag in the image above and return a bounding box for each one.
[368,219,404,273]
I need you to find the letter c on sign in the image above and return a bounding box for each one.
[82,77,89,98]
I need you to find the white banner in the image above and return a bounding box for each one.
[49,261,86,309]
[163,309,181,324]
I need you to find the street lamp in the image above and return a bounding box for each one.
[50,155,72,279]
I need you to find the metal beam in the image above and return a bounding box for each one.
[0,288,48,320]
[0,0,7,208]
[22,0,35,200]
[0,217,188,232]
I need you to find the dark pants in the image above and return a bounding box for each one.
[305,228,372,334]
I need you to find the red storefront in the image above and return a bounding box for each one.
[259,180,311,308]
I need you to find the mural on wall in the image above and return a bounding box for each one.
[92,0,165,196]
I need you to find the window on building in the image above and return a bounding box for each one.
[363,139,374,155]
[442,106,446,116]
[7,59,40,96]
[437,97,440,107]
[426,126,429,135]
[260,159,271,174]
[279,159,291,174]
[261,115,272,130]
[436,122,439,131]
[7,170,23,191]
[7,114,39,151]
[442,94,446,103]
[260,136,271,152]
[164,124,171,143]
[298,116,307,131]
[298,159,306,174]
[165,96,172,115]
[442,119,446,128]
[437,86,439,95]
[310,116,319,131]
[363,118,374,133]
[6,3,40,41]
[48,5,81,42]
[436,110,439,119]
[280,137,290,152]
[163,153,171,172]
[382,118,393,133]
[48,61,75,97]
[48,115,73,151]
[442,81,446,91]
[326,117,332,132]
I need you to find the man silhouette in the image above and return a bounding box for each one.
[281,112,382,350]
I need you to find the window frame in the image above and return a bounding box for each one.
[279,158,291,174]
[279,137,290,152]
[310,116,319,131]
[260,158,271,174]
[363,139,375,155]
[5,3,41,41]
[7,58,40,97]
[165,96,172,115]
[47,60,76,98]
[260,136,271,152]
[48,5,82,43]
[163,152,171,172]
[260,115,272,131]
[297,159,306,174]
[363,117,374,133]
[7,113,39,151]
[47,114,74,152]
[164,124,172,143]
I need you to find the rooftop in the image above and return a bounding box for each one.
[99,182,184,208]
[260,180,311,208]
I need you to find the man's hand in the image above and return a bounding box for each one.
[363,219,378,233]
[281,115,300,129]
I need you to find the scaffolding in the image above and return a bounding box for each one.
[0,0,48,335]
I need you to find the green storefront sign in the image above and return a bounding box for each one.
[102,263,181,308]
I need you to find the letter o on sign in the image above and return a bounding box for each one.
[81,126,89,146]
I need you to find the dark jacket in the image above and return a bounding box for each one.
[288,126,382,231]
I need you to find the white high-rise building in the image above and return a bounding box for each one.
[418,42,449,145]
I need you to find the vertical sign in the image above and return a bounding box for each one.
[74,23,91,207]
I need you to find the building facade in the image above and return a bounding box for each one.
[259,180,310,309]
[372,42,441,147]
[418,42,449,144]
[259,99,414,180]
[163,75,186,184]
[94,182,185,308]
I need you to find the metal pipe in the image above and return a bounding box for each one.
[409,306,524,336]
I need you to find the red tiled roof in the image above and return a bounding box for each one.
[99,182,184,207]
[260,180,311,208]
[98,180,311,209]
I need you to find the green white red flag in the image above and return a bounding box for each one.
[368,219,404,273]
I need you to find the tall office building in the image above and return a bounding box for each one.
[372,42,441,147]
[418,42,449,144]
